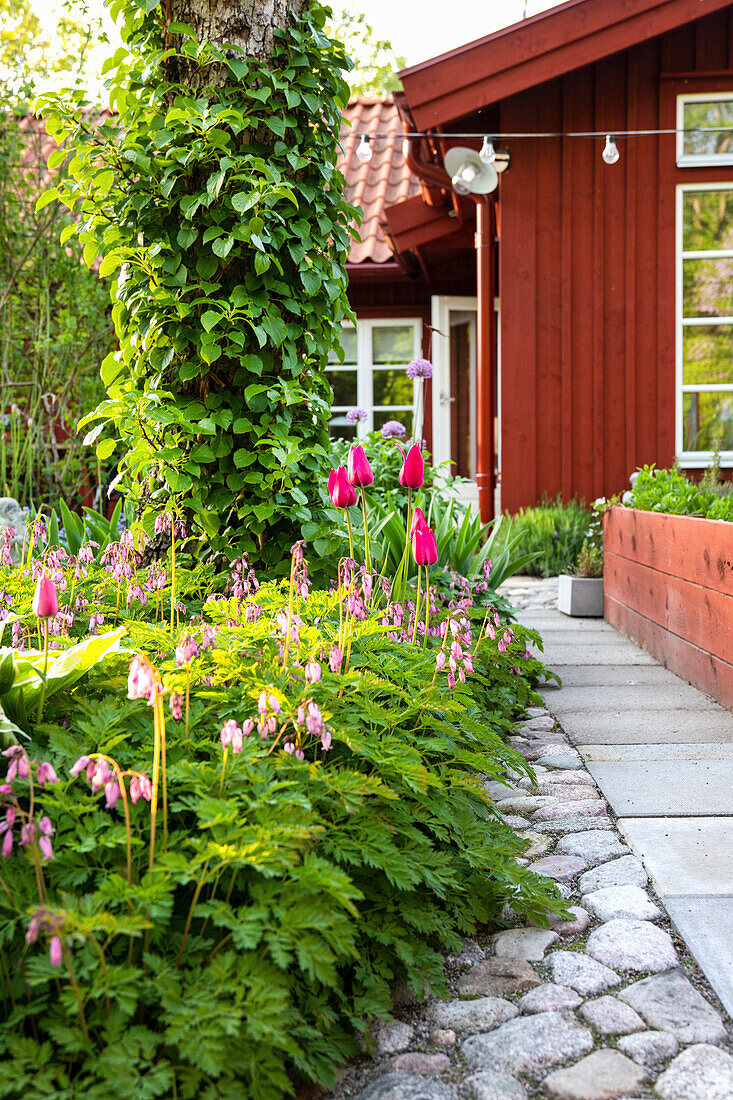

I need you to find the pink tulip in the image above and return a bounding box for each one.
[346,444,374,488]
[398,444,424,489]
[328,467,357,509]
[410,507,428,538]
[413,524,438,566]
[49,935,62,967]
[32,575,58,619]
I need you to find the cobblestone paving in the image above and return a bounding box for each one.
[326,703,733,1100]
[497,576,559,613]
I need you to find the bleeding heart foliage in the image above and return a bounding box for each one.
[0,523,563,1099]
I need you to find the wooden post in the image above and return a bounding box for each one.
[475,198,495,522]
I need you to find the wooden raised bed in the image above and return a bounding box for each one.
[603,506,733,709]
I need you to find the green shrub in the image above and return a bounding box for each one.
[0,527,563,1098]
[625,465,733,521]
[497,497,593,577]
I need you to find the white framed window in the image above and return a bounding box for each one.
[677,93,733,166]
[676,183,733,465]
[326,318,421,439]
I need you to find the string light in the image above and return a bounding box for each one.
[479,136,496,164]
[602,134,620,164]
[356,134,372,162]
[352,126,733,141]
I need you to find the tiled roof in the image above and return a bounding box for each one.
[339,97,419,264]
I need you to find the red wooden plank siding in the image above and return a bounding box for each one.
[499,10,733,513]
[604,507,733,709]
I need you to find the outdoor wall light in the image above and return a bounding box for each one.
[443,147,499,195]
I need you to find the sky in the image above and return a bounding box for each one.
[35,0,565,94]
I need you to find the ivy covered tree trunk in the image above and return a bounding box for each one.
[37,0,355,570]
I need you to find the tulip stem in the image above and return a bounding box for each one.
[345,509,354,561]
[412,566,422,645]
[360,487,370,570]
[36,620,49,725]
[423,572,430,648]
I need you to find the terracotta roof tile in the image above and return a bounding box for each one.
[339,97,419,264]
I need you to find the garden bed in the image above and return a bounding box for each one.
[603,506,733,708]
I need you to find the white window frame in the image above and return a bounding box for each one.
[677,92,733,166]
[327,318,421,436]
[676,181,733,467]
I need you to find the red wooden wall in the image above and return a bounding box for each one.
[497,8,733,514]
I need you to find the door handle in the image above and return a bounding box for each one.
[439,390,456,405]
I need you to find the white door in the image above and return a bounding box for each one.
[430,296,480,513]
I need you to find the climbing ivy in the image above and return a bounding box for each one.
[35,0,357,569]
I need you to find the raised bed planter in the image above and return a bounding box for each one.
[603,506,733,709]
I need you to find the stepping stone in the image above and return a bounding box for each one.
[461,1011,593,1075]
[430,997,518,1034]
[555,831,629,866]
[457,958,541,997]
[665,897,733,1018]
[529,855,588,883]
[618,1029,680,1067]
[497,795,559,814]
[518,983,583,1014]
[501,814,532,830]
[519,715,556,732]
[491,927,558,960]
[578,995,646,1036]
[465,1070,527,1100]
[535,755,583,770]
[587,759,733,816]
[546,950,620,996]
[540,1049,648,1099]
[579,857,648,894]
[530,773,596,788]
[355,1074,458,1099]
[484,780,522,800]
[586,918,678,973]
[448,940,486,967]
[581,885,662,922]
[533,800,608,821]
[549,906,591,935]
[527,706,551,717]
[539,817,613,835]
[618,969,727,1044]
[656,1043,733,1099]
[373,1020,414,1053]
[523,743,572,762]
[522,832,553,858]
[390,1053,450,1073]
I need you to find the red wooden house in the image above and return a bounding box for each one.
[336,0,733,519]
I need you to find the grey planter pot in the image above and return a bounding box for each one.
[558,574,604,617]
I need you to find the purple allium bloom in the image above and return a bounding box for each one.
[406,358,433,379]
[345,407,367,425]
[380,420,406,439]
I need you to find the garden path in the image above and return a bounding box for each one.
[328,591,733,1100]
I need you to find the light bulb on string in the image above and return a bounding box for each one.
[356,134,373,163]
[479,136,496,164]
[602,134,619,165]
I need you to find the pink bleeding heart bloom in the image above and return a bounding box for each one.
[304,660,321,684]
[32,575,58,619]
[346,444,374,488]
[104,779,121,809]
[39,835,54,861]
[70,755,91,778]
[1,829,12,857]
[170,692,183,720]
[329,646,343,673]
[175,636,199,667]
[127,656,154,702]
[220,719,241,749]
[36,762,58,787]
[49,935,63,967]
[398,443,424,489]
[328,467,357,509]
[413,524,438,567]
[129,774,152,803]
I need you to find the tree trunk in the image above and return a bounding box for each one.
[166,0,307,86]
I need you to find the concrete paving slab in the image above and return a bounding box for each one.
[528,631,621,647]
[581,744,733,762]
[665,897,733,1018]
[618,818,733,897]
[547,684,720,713]
[541,646,658,667]
[540,665,692,689]
[588,760,733,816]
[557,710,733,745]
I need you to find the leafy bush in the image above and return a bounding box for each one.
[624,465,733,521]
[496,497,594,577]
[0,511,563,1098]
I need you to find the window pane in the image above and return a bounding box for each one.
[372,325,414,364]
[683,257,733,317]
[373,409,411,434]
[683,391,733,450]
[373,368,413,406]
[328,415,357,442]
[682,100,733,158]
[328,327,357,365]
[682,325,733,385]
[326,369,357,405]
[682,189,733,251]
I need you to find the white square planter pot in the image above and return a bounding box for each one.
[558,575,604,617]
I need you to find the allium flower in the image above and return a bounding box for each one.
[345,407,367,425]
[175,635,199,667]
[49,935,63,967]
[406,358,433,379]
[380,420,406,440]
